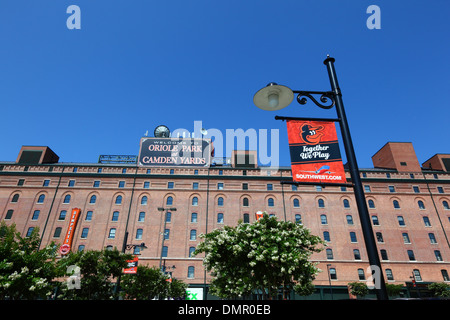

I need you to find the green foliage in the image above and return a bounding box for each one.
[385,283,404,297]
[348,282,369,298]
[0,222,59,299]
[428,282,450,298]
[120,265,188,300]
[193,212,325,299]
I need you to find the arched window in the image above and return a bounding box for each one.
[326,248,333,260]
[320,214,328,225]
[217,213,224,223]
[11,194,19,203]
[418,200,425,210]
[141,196,148,205]
[63,195,71,204]
[37,194,45,203]
[166,196,173,206]
[243,197,249,207]
[115,195,122,204]
[187,266,195,278]
[268,198,274,207]
[192,197,198,206]
[293,198,300,208]
[295,214,302,224]
[89,195,97,204]
[368,199,375,208]
[443,200,450,210]
[393,200,400,209]
[218,197,224,206]
[318,198,325,208]
[343,199,350,208]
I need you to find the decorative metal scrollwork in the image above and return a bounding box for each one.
[295,91,336,109]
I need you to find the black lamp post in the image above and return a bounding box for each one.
[253,56,388,300]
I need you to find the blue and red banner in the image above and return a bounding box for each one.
[286,120,346,184]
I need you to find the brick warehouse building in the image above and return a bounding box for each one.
[1,142,449,299]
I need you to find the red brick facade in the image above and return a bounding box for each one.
[1,143,450,297]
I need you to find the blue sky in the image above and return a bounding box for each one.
[0,1,449,169]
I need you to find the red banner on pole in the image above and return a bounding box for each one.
[123,256,139,274]
[286,120,346,184]
[59,208,81,255]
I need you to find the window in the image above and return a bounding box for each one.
[323,231,330,242]
[68,180,75,187]
[358,269,365,280]
[291,185,297,191]
[423,216,431,226]
[413,269,422,281]
[243,198,249,207]
[115,195,122,204]
[43,180,50,187]
[407,250,416,261]
[189,247,196,257]
[168,182,174,189]
[242,183,248,190]
[193,182,199,190]
[320,214,328,225]
[191,213,197,223]
[293,199,300,208]
[112,211,119,221]
[386,269,394,281]
[329,268,337,280]
[345,215,354,225]
[58,210,67,220]
[194,170,198,175]
[441,270,449,281]
[170,169,174,175]
[187,266,195,279]
[119,181,125,188]
[397,216,405,226]
[435,250,443,261]
[316,186,322,192]
[162,246,168,258]
[31,210,40,220]
[98,168,103,173]
[218,183,224,190]
[267,184,273,191]
[243,214,250,224]
[389,186,395,193]
[108,228,116,239]
[318,199,325,208]
[63,195,71,204]
[343,199,350,208]
[144,181,150,189]
[190,230,197,241]
[89,195,97,204]
[5,210,13,219]
[17,179,25,186]
[141,196,148,205]
[218,197,224,206]
[413,186,420,193]
[443,201,449,210]
[371,215,379,225]
[376,232,384,243]
[166,196,173,206]
[217,213,224,223]
[364,185,371,192]
[326,248,333,260]
[418,200,425,210]
[136,229,143,240]
[146,169,151,174]
[429,233,437,244]
[192,197,198,206]
[380,249,388,260]
[73,168,77,173]
[268,198,274,207]
[368,200,375,209]
[37,194,45,203]
[295,214,302,224]
[138,212,145,222]
[393,200,400,209]
[85,211,93,221]
[353,249,361,260]
[26,227,35,237]
[164,229,170,240]
[402,233,410,244]
[11,194,19,203]
[218,170,223,175]
[165,211,172,222]
[350,232,357,243]
[437,187,444,194]
[386,173,391,179]
[53,227,62,238]
[81,228,89,239]
[93,181,100,187]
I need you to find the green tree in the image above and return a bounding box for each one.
[348,282,369,299]
[56,248,133,300]
[0,222,58,300]
[120,265,170,300]
[194,212,324,299]
[428,282,450,298]
[385,283,404,298]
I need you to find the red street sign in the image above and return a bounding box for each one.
[123,256,139,274]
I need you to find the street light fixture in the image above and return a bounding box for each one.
[253,56,389,300]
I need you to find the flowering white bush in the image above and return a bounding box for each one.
[194,212,324,299]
